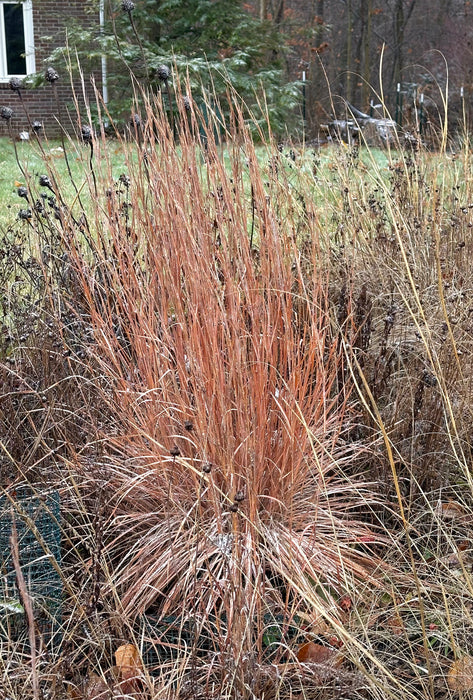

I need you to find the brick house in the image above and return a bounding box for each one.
[0,0,100,137]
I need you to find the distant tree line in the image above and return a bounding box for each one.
[251,0,472,137]
[47,0,472,138]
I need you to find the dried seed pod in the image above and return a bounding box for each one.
[170,445,180,458]
[17,186,28,199]
[18,209,32,220]
[130,113,141,129]
[184,420,193,431]
[32,120,43,133]
[202,462,212,474]
[234,491,245,502]
[45,67,59,83]
[121,0,135,11]
[81,125,93,143]
[156,64,170,82]
[0,106,13,121]
[9,77,22,92]
[422,370,437,387]
[39,174,52,187]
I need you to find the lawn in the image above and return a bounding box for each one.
[1,98,473,700]
[0,136,132,225]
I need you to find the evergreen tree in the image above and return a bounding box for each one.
[45,0,303,136]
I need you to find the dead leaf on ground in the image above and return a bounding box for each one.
[296,641,343,667]
[114,644,143,681]
[447,656,473,692]
[437,500,465,520]
[384,614,406,636]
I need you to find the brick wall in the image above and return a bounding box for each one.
[0,0,100,138]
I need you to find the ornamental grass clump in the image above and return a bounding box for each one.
[3,72,473,699]
[36,89,389,694]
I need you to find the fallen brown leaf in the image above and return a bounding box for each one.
[438,501,465,520]
[296,641,343,667]
[385,614,406,636]
[447,656,473,692]
[114,644,142,682]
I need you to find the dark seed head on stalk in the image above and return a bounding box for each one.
[1,107,13,121]
[422,370,437,387]
[121,0,135,11]
[32,120,43,133]
[156,64,170,82]
[130,113,141,128]
[184,420,193,431]
[170,445,180,458]
[45,67,59,83]
[229,503,239,513]
[17,186,28,199]
[39,174,52,187]
[234,490,245,503]
[18,209,32,220]
[9,77,22,92]
[81,125,93,144]
[202,462,212,474]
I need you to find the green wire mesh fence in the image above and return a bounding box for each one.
[0,485,62,652]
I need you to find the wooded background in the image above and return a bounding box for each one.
[51,0,473,138]
[249,0,472,135]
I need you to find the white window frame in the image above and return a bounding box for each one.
[0,0,36,82]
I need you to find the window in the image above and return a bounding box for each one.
[0,0,35,81]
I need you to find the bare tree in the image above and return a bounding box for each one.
[360,0,372,108]
[346,0,354,103]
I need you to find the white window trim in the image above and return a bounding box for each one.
[0,0,36,82]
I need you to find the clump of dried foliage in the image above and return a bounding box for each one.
[1,79,473,700]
